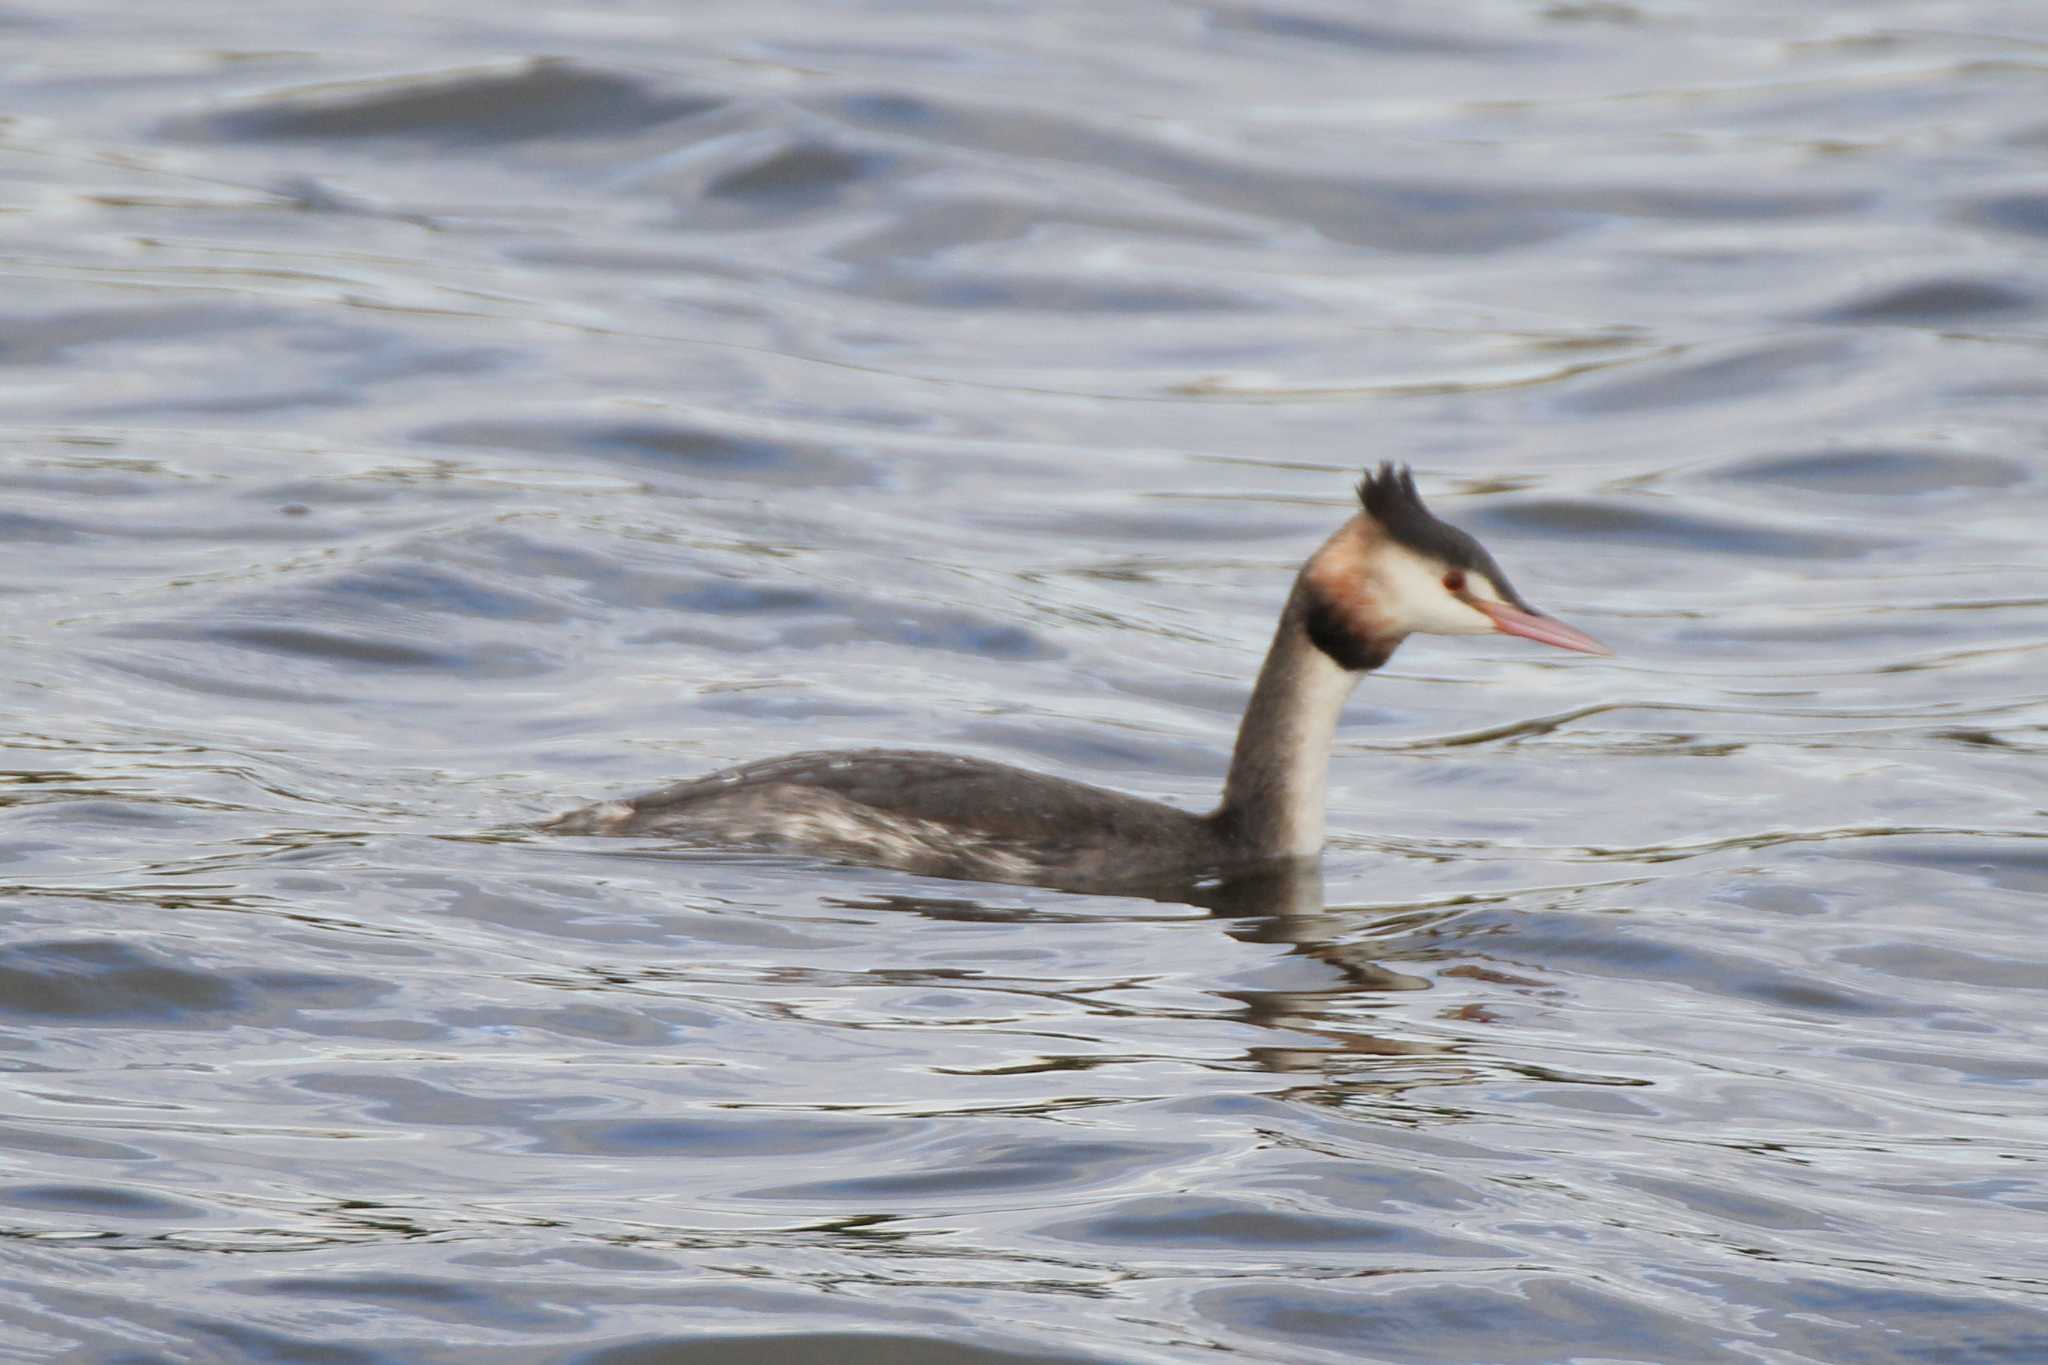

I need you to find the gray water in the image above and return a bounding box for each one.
[4,2,2047,1361]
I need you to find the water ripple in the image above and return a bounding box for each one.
[1,4,2045,1362]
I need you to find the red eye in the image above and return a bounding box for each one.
[1442,570,1466,592]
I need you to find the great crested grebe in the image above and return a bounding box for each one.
[546,465,1606,890]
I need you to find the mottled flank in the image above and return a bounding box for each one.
[543,749,1238,891]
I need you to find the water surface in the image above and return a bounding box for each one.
[3,2,2047,1361]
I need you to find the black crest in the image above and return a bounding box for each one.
[1356,463,1529,609]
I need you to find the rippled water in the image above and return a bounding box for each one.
[4,2,2048,1361]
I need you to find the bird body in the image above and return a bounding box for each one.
[548,748,1225,888]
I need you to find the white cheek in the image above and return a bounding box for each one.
[1377,554,1496,636]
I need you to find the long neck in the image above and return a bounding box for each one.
[1212,579,1376,859]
